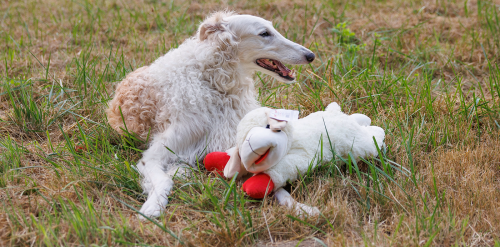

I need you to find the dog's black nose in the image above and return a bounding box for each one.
[305,52,315,62]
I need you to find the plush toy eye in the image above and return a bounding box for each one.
[259,31,270,37]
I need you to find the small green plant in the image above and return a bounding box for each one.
[332,22,357,44]
[331,22,366,53]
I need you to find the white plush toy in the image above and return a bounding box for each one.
[204,102,385,215]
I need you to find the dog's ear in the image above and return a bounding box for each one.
[198,11,235,41]
[198,23,225,41]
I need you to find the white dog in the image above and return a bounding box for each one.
[106,11,315,218]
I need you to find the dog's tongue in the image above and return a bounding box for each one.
[275,60,291,77]
[256,58,296,79]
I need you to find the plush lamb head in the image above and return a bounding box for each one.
[204,102,385,215]
[223,108,295,177]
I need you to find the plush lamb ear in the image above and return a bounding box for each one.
[223,146,247,179]
[267,114,288,132]
[268,117,287,131]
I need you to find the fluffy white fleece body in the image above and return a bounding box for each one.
[264,103,385,189]
[225,103,385,215]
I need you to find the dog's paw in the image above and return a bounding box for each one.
[295,203,320,217]
[138,195,168,220]
[138,177,174,220]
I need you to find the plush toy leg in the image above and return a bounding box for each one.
[204,152,230,177]
[274,188,319,216]
[242,173,274,199]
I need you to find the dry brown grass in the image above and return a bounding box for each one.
[1,0,500,246]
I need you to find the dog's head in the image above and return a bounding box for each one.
[198,11,315,83]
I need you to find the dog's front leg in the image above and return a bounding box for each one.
[136,160,174,219]
[135,130,179,219]
[135,124,204,219]
[137,163,190,219]
[274,188,320,216]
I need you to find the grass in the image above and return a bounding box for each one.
[1,0,500,246]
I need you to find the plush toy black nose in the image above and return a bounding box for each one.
[305,52,315,62]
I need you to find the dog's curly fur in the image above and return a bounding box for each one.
[107,66,159,138]
[106,11,315,218]
[107,12,254,140]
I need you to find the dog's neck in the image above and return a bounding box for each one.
[204,47,255,97]
[200,47,259,113]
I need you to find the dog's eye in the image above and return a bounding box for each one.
[266,124,270,129]
[259,31,270,37]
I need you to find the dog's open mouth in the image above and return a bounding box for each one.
[256,58,296,81]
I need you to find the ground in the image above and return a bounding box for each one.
[1,0,500,246]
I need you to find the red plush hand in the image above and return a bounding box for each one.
[204,152,231,177]
[242,173,274,199]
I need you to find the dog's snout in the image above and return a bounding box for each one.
[305,52,315,63]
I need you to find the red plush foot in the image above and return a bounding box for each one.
[242,173,274,199]
[204,152,230,177]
